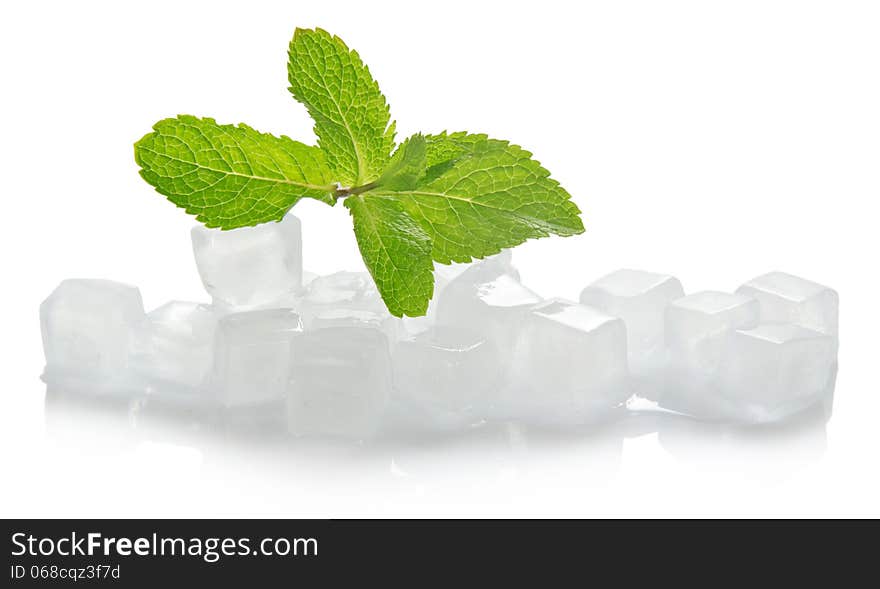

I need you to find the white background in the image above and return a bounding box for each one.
[1,0,878,517]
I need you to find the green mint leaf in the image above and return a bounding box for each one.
[370,132,585,264]
[374,133,426,191]
[135,29,586,317]
[135,115,336,230]
[345,196,434,317]
[288,28,395,187]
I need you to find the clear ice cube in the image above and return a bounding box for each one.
[130,301,217,393]
[310,307,400,341]
[717,323,836,423]
[398,251,518,337]
[392,326,501,428]
[579,269,684,386]
[191,214,303,309]
[504,299,630,424]
[287,327,391,438]
[435,258,541,356]
[296,271,386,327]
[40,279,145,381]
[211,308,303,407]
[666,291,760,373]
[735,272,839,344]
[662,291,760,415]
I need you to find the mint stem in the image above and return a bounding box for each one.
[334,181,379,199]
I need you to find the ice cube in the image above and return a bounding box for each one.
[40,279,145,382]
[396,251,519,337]
[191,213,303,309]
[666,291,760,372]
[130,301,217,393]
[435,250,518,283]
[579,269,684,387]
[397,295,440,337]
[211,308,303,407]
[435,258,541,356]
[296,271,386,327]
[504,299,630,424]
[301,270,319,289]
[717,323,835,423]
[735,272,839,344]
[662,291,760,415]
[392,326,501,428]
[287,327,391,438]
[311,307,401,341]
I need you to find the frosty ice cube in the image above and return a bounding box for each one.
[666,291,760,372]
[435,250,518,283]
[392,326,501,428]
[504,299,629,424]
[311,307,400,341]
[662,291,760,415]
[296,271,386,327]
[212,308,303,407]
[40,279,145,380]
[735,272,839,344]
[717,324,835,423]
[394,251,519,337]
[191,213,303,309]
[579,269,684,383]
[287,327,391,438]
[130,301,217,393]
[435,259,541,355]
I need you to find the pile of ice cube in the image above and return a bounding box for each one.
[40,214,839,438]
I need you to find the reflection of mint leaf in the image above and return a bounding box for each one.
[374,134,426,191]
[135,28,585,317]
[345,196,434,317]
[287,28,395,187]
[135,115,335,229]
[372,132,584,264]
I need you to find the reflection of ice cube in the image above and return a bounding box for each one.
[191,214,303,309]
[736,272,838,346]
[40,279,145,381]
[662,291,760,416]
[580,269,684,390]
[392,326,500,429]
[211,309,303,407]
[717,324,835,423]
[130,301,217,393]
[505,299,629,424]
[288,327,391,438]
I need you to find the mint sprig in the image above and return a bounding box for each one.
[135,28,584,317]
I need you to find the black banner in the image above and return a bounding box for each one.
[2,519,875,585]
